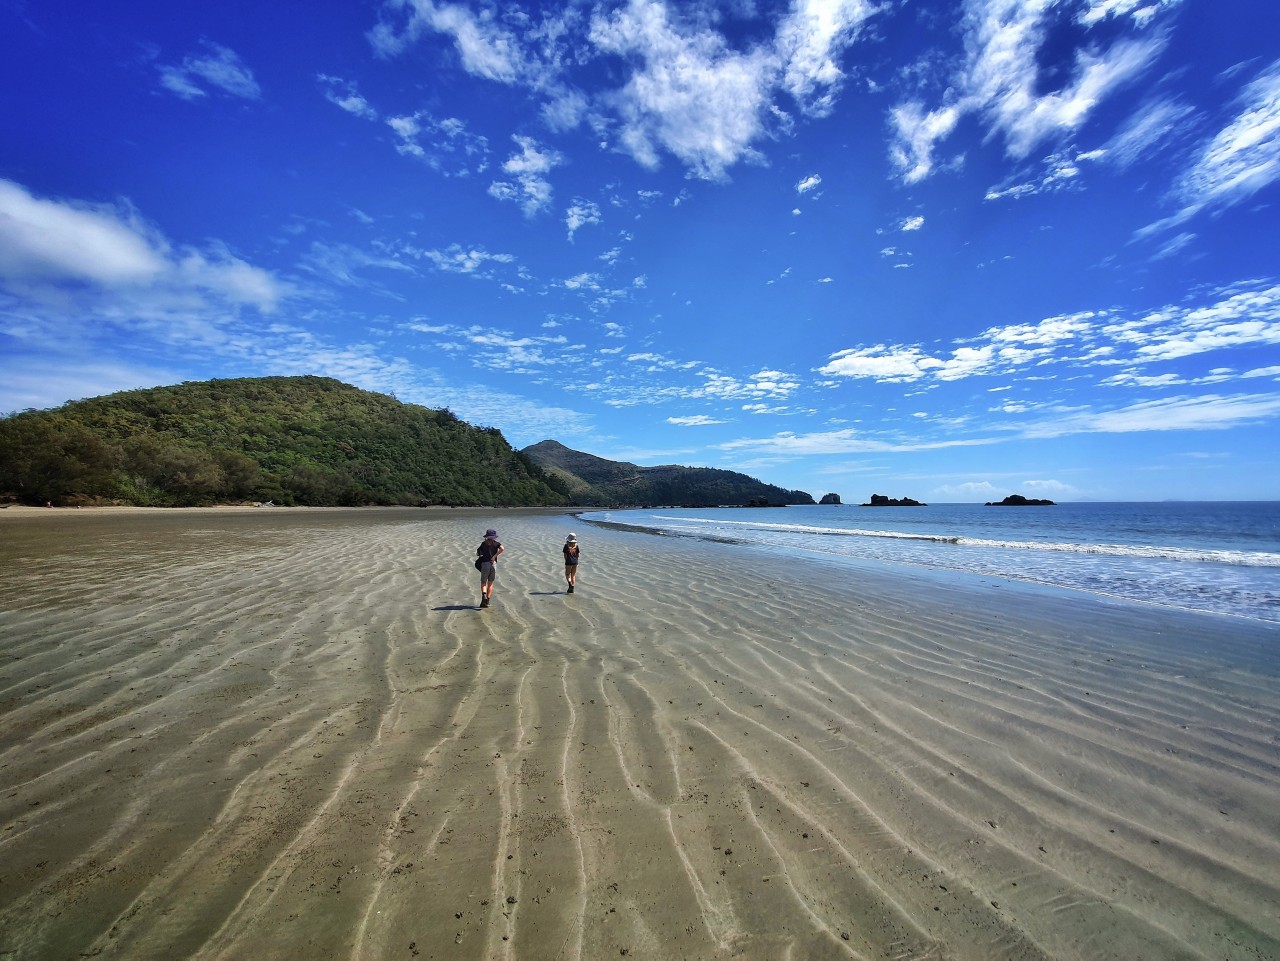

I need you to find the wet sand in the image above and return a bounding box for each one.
[1,507,1278,960]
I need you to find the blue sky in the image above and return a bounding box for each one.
[2,0,1279,502]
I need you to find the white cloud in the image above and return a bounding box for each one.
[159,42,260,100]
[932,480,1003,499]
[889,101,962,184]
[1080,0,1183,27]
[589,0,776,179]
[565,199,602,241]
[818,345,942,382]
[979,311,1096,346]
[0,179,166,285]
[563,272,602,291]
[1099,371,1192,387]
[371,0,526,83]
[489,135,561,215]
[0,179,283,311]
[1152,231,1196,260]
[318,75,378,119]
[375,0,875,180]
[776,0,876,115]
[1107,284,1280,362]
[668,414,724,426]
[1134,319,1280,363]
[900,215,924,231]
[698,368,800,401]
[819,283,1280,387]
[1243,365,1280,380]
[796,173,823,193]
[984,149,1092,201]
[380,111,490,174]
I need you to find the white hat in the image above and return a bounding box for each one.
[566,533,577,542]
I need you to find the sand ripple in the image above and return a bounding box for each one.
[1,508,1277,960]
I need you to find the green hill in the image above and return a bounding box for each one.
[522,440,814,507]
[0,376,570,507]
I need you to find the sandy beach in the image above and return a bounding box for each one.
[1,506,1278,961]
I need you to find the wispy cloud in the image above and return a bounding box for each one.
[1022,393,1280,437]
[369,0,529,83]
[317,74,377,119]
[889,0,1170,183]
[1103,97,1196,169]
[410,244,517,277]
[1175,59,1280,209]
[384,112,491,174]
[984,149,1093,201]
[668,414,725,426]
[819,283,1280,384]
[299,241,415,294]
[717,388,1280,460]
[720,427,997,455]
[159,41,260,101]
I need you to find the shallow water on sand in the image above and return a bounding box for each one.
[583,502,1280,623]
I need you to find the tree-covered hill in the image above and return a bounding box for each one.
[0,376,570,507]
[522,440,814,507]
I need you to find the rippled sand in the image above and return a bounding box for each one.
[1,507,1278,960]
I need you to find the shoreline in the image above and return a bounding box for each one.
[0,503,578,516]
[577,504,1280,627]
[2,509,1277,959]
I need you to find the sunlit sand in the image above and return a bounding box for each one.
[2,508,1277,960]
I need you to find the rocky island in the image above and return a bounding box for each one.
[986,494,1056,506]
[861,494,927,507]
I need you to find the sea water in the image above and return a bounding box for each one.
[579,502,1280,624]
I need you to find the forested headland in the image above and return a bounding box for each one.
[0,376,569,507]
[522,440,814,508]
[1,377,817,510]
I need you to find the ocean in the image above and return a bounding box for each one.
[579,501,1280,624]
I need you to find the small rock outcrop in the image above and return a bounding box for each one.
[861,494,926,507]
[819,493,842,505]
[985,494,1056,506]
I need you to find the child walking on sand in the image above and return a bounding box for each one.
[477,528,504,608]
[562,533,580,593]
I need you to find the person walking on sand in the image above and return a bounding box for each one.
[562,533,580,593]
[477,528,504,608]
